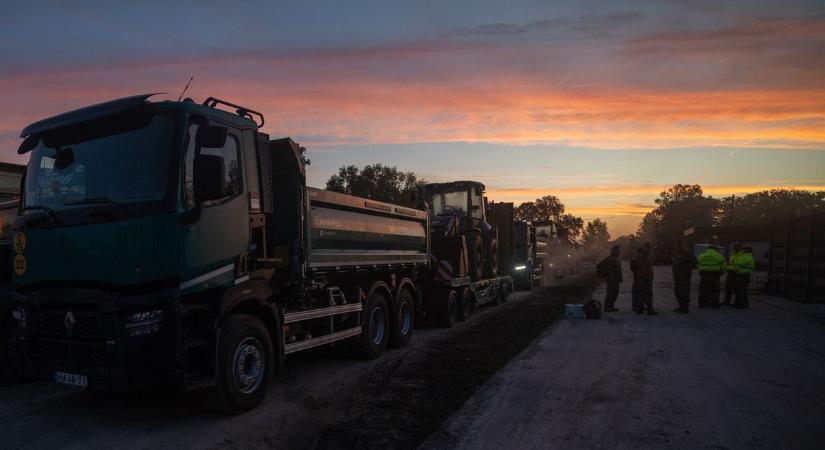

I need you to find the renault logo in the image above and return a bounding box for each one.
[64,312,76,335]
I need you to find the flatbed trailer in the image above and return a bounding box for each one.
[421,272,512,328]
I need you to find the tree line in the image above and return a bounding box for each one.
[325,164,824,253]
[324,163,605,248]
[636,184,825,247]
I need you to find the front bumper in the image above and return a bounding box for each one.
[12,287,182,391]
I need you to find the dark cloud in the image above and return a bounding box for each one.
[621,15,825,90]
[445,11,646,39]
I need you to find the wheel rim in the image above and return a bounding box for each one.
[232,337,264,394]
[370,306,387,345]
[399,301,412,336]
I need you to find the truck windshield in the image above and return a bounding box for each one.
[23,112,177,216]
[431,190,467,216]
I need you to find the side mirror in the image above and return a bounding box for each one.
[196,125,228,148]
[18,135,38,154]
[193,154,226,203]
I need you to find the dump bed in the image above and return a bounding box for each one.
[306,187,429,269]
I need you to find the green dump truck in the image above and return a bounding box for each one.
[8,94,430,412]
[488,202,541,290]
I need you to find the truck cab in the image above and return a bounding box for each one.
[512,220,540,289]
[9,94,265,398]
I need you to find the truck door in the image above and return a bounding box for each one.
[178,121,250,294]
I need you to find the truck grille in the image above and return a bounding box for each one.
[39,338,107,365]
[40,311,103,338]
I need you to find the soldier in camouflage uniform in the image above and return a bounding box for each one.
[631,244,656,315]
[672,242,697,313]
[597,245,623,312]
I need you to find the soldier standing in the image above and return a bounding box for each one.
[722,243,743,306]
[631,244,656,315]
[734,247,756,309]
[597,245,623,312]
[672,242,697,313]
[697,245,725,309]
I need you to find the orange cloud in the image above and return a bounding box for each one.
[2,55,824,151]
[489,183,825,201]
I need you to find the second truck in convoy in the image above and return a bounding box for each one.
[7,94,513,411]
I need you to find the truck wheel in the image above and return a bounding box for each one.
[211,314,273,414]
[390,288,414,348]
[457,287,473,321]
[438,289,459,328]
[353,291,390,359]
[467,236,483,281]
[484,239,499,277]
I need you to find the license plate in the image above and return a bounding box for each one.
[54,371,88,388]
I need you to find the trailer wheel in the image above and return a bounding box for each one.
[390,288,415,348]
[457,287,473,321]
[353,291,390,359]
[211,314,273,414]
[467,235,484,281]
[438,289,459,328]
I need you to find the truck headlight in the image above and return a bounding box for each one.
[125,309,163,337]
[514,265,527,271]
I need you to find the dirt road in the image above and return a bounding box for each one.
[423,264,825,450]
[0,279,593,449]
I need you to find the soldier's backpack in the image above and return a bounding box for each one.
[583,300,602,319]
[596,258,609,278]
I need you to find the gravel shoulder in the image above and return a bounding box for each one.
[0,276,594,450]
[422,263,825,450]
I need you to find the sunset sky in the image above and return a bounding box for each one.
[2,1,824,235]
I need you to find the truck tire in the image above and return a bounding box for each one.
[457,287,473,321]
[484,239,499,278]
[438,289,459,328]
[390,288,414,348]
[211,314,273,414]
[353,290,390,359]
[467,235,483,281]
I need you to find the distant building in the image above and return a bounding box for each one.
[0,161,25,201]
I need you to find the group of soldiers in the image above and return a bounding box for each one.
[598,242,756,314]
